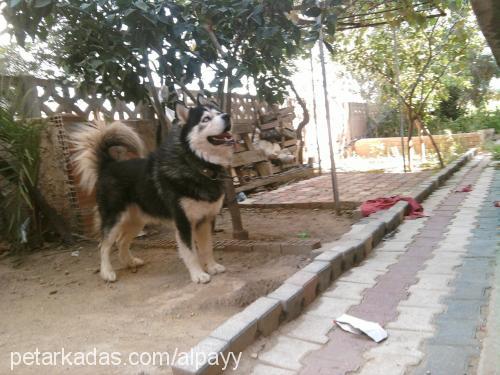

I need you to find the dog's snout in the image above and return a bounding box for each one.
[221,113,231,131]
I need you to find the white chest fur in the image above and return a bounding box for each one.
[180,196,225,224]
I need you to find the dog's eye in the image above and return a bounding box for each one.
[202,116,210,123]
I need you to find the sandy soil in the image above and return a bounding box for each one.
[0,208,355,374]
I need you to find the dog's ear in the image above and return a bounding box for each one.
[197,93,210,106]
[197,94,220,108]
[175,101,189,124]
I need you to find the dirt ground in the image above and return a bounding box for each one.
[0,208,355,374]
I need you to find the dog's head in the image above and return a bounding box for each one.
[176,95,235,167]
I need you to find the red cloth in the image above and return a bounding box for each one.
[360,195,425,219]
[455,184,472,193]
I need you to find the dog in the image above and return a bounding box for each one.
[72,95,235,283]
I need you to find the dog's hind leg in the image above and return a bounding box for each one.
[99,226,120,282]
[175,213,210,284]
[116,208,145,269]
[195,218,225,275]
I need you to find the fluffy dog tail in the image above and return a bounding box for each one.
[72,121,145,193]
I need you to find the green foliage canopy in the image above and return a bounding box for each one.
[2,0,324,106]
[331,5,491,129]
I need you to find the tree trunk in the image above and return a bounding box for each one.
[414,116,444,168]
[406,113,414,172]
[289,82,310,165]
[220,86,248,240]
[143,55,171,141]
[309,55,322,172]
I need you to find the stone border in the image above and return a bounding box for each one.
[171,149,477,375]
[136,238,322,254]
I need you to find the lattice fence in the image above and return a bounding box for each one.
[0,75,155,121]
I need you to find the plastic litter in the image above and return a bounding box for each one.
[335,314,388,343]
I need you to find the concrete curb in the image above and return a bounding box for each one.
[171,148,477,375]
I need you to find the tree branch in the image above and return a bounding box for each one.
[143,53,171,131]
[289,80,310,164]
[204,23,228,58]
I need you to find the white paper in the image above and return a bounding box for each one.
[335,314,388,343]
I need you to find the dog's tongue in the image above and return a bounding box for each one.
[213,132,232,140]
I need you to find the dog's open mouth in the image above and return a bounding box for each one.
[207,132,235,146]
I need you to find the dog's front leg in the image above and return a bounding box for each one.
[195,218,225,275]
[174,214,210,284]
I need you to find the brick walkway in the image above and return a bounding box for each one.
[241,172,434,208]
[229,155,498,374]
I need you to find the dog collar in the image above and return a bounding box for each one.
[200,168,229,181]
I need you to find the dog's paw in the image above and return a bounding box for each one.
[100,268,117,282]
[206,262,226,275]
[191,271,211,284]
[128,257,144,268]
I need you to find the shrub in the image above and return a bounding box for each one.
[0,108,45,250]
[429,109,500,134]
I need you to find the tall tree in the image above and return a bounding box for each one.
[329,5,485,168]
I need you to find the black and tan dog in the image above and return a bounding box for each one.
[72,96,234,283]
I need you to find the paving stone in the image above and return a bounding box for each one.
[364,220,387,246]
[453,280,490,300]
[412,184,433,202]
[209,311,258,353]
[377,242,409,252]
[442,299,482,320]
[323,281,369,301]
[268,283,305,322]
[434,244,468,253]
[241,297,283,337]
[423,253,464,269]
[418,262,457,275]
[172,337,229,375]
[367,250,402,264]
[338,268,385,285]
[301,261,333,292]
[258,336,321,371]
[281,312,334,344]
[409,274,454,292]
[400,288,445,308]
[250,364,297,375]
[314,252,343,279]
[414,344,477,375]
[388,306,444,332]
[364,329,431,359]
[336,236,371,264]
[355,256,397,272]
[429,315,477,345]
[285,270,319,307]
[358,354,422,375]
[348,241,369,267]
[386,230,419,243]
[307,296,355,319]
[242,171,433,208]
[456,257,495,271]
